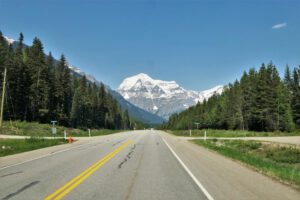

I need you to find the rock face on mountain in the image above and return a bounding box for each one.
[118,73,223,119]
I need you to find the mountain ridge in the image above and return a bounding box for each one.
[118,73,224,119]
[4,35,164,125]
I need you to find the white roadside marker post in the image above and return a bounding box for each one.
[64,130,67,140]
[189,129,192,137]
[88,129,91,137]
[51,121,57,137]
[204,130,207,141]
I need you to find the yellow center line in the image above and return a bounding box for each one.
[45,139,133,200]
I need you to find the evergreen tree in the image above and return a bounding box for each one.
[46,52,57,121]
[284,65,293,91]
[0,31,132,130]
[9,33,28,120]
[0,31,8,69]
[56,54,72,125]
[26,37,49,121]
[165,63,299,132]
[291,67,300,128]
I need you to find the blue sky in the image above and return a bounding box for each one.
[0,0,299,91]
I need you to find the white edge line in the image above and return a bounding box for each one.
[161,137,215,200]
[0,132,133,171]
[0,143,89,171]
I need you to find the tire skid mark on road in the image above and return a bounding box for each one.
[0,171,23,178]
[118,144,136,169]
[124,142,145,200]
[1,181,40,200]
[112,136,130,146]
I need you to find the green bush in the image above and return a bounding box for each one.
[266,147,300,164]
[0,138,67,157]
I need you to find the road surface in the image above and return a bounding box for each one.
[0,130,299,200]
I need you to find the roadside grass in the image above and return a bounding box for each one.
[0,121,123,137]
[0,138,67,157]
[193,139,300,188]
[168,129,300,137]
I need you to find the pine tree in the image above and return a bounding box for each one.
[26,37,49,121]
[291,67,300,128]
[122,110,130,129]
[0,31,8,69]
[9,33,28,120]
[70,87,82,128]
[284,65,293,91]
[0,31,132,129]
[277,82,295,131]
[46,52,57,121]
[97,83,107,127]
[90,83,99,127]
[164,63,299,132]
[56,54,72,125]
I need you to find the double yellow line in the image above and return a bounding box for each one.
[45,139,133,200]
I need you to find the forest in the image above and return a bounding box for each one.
[0,32,131,129]
[164,63,300,132]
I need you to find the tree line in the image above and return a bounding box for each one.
[0,31,131,129]
[164,63,300,132]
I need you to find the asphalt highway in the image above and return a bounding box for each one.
[0,131,206,200]
[0,130,299,200]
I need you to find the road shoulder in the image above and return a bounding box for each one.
[0,131,131,170]
[159,131,300,200]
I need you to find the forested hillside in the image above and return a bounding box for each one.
[0,32,131,129]
[164,63,300,132]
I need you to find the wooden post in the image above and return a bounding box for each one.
[0,68,7,128]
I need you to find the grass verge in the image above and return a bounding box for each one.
[168,129,300,137]
[193,139,300,188]
[0,138,67,157]
[0,121,123,137]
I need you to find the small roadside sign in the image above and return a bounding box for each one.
[52,127,57,135]
[51,121,57,135]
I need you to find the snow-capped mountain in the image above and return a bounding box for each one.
[3,36,15,44]
[118,73,224,119]
[67,64,99,84]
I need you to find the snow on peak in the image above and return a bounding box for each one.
[118,73,180,95]
[117,73,224,119]
[67,64,99,84]
[3,36,15,44]
[200,85,224,97]
[134,73,152,80]
[118,73,153,91]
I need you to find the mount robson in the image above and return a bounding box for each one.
[118,73,224,119]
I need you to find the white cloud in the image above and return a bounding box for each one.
[272,22,287,29]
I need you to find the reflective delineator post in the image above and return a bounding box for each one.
[64,130,67,140]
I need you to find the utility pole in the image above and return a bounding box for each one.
[0,68,7,128]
